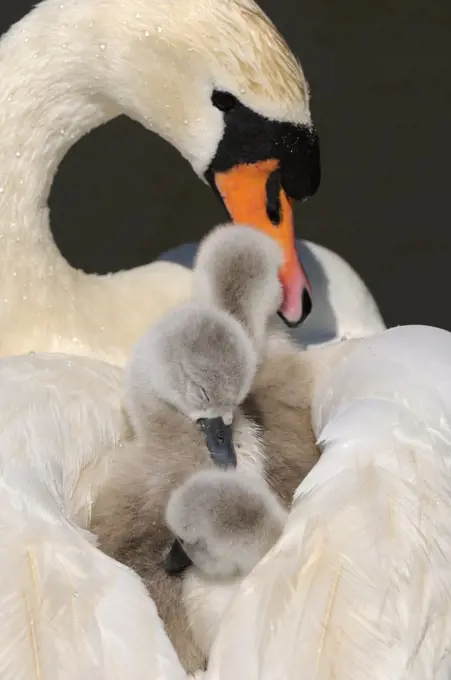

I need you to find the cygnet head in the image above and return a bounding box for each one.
[164,469,287,579]
[127,303,257,468]
[193,224,288,354]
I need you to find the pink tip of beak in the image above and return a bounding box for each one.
[278,254,312,328]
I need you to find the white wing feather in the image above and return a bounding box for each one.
[0,352,187,680]
[206,325,451,680]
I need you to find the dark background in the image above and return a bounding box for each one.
[2,0,450,329]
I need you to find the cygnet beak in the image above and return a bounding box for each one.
[164,539,193,576]
[212,160,312,327]
[197,416,237,468]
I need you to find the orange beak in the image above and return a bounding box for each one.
[214,159,312,327]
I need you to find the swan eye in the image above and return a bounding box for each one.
[211,90,237,112]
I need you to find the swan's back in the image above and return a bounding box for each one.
[314,324,451,438]
[205,325,451,680]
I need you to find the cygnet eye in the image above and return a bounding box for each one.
[200,387,210,403]
[211,90,237,112]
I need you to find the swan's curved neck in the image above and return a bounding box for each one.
[0,4,195,361]
[0,8,118,291]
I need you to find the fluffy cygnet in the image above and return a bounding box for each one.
[193,224,322,505]
[126,302,258,467]
[166,468,287,578]
[91,302,265,673]
[193,223,284,356]
[165,468,287,657]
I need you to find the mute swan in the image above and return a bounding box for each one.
[0,351,188,680]
[91,302,265,672]
[0,0,320,364]
[202,324,451,680]
[158,237,386,348]
[165,468,287,658]
[0,219,354,678]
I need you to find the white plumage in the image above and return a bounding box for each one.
[291,240,385,347]
[0,221,429,678]
[204,325,451,680]
[0,353,187,680]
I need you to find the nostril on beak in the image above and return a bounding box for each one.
[301,288,312,323]
[265,168,282,225]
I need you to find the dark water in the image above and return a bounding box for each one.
[1,0,450,329]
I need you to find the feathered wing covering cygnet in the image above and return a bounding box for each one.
[204,325,451,680]
[0,352,188,680]
[0,475,186,680]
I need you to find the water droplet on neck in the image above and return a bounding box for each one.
[0,187,4,194]
[156,25,163,33]
[15,151,21,158]
[144,30,150,37]
[99,43,106,51]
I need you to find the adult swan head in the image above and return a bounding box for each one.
[0,0,320,363]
